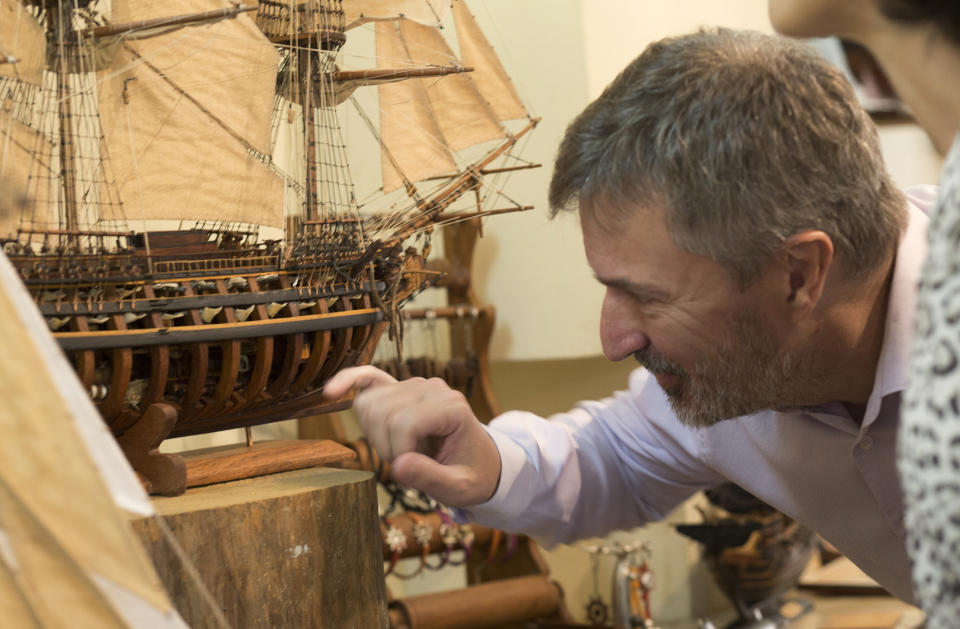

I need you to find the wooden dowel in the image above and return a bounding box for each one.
[479,164,542,175]
[390,575,562,629]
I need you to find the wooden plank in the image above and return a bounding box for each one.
[182,439,355,488]
[131,467,389,629]
[54,308,382,350]
[819,611,902,629]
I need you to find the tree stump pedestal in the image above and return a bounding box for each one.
[131,466,388,629]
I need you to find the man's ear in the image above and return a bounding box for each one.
[781,230,834,314]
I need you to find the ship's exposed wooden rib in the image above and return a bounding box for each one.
[198,281,242,421]
[234,277,273,412]
[345,294,374,366]
[101,314,133,423]
[140,284,171,414]
[69,315,96,390]
[315,298,354,383]
[288,299,333,395]
[180,283,210,420]
[266,274,307,396]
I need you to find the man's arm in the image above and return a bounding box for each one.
[325,366,723,546]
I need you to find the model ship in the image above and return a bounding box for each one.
[0,0,536,482]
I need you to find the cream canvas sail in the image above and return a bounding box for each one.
[395,18,504,152]
[99,0,284,227]
[451,0,527,121]
[375,20,457,192]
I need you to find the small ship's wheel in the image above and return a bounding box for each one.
[586,596,609,626]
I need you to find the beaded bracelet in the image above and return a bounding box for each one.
[425,517,457,570]
[438,509,474,566]
[389,513,432,580]
[383,516,407,577]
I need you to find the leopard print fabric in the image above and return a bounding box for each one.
[900,135,960,628]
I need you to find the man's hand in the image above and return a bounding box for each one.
[323,366,502,507]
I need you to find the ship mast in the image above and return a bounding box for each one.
[299,48,319,222]
[49,1,79,241]
[261,0,350,228]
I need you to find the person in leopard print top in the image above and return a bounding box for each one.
[770,1,960,626]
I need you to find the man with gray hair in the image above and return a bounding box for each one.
[325,28,928,602]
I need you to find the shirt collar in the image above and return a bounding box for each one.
[860,191,929,428]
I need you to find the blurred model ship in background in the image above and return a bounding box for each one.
[0,0,536,491]
[676,484,816,629]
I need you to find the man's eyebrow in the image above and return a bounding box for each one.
[594,276,670,301]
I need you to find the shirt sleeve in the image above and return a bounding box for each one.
[461,368,725,546]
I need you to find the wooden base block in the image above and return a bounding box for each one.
[132,467,388,629]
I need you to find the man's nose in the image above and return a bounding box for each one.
[600,289,650,362]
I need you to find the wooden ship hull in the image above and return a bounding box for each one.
[9,229,388,437]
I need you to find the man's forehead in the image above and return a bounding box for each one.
[578,198,682,258]
[578,196,666,234]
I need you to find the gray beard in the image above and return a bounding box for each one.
[635,312,826,428]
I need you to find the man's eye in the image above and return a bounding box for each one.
[628,293,659,306]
